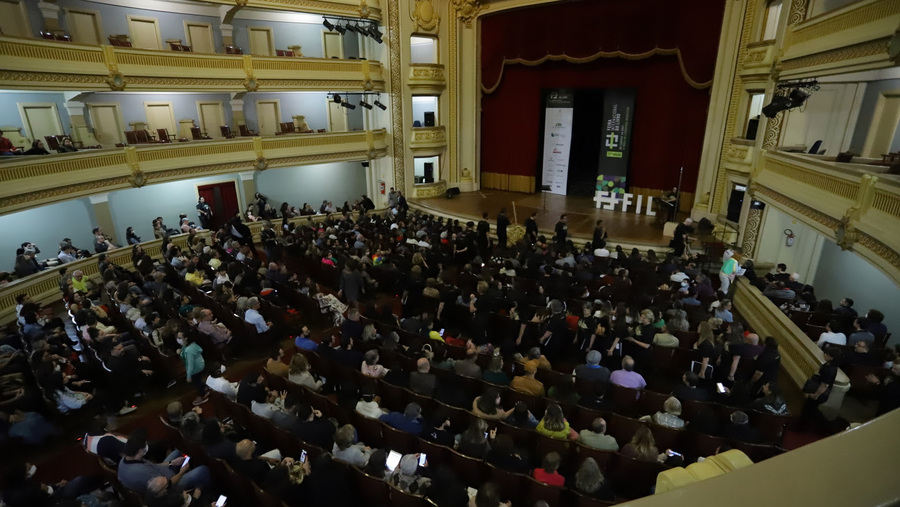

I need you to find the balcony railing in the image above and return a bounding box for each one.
[0,129,388,215]
[0,36,384,92]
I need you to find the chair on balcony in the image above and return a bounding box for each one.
[108,34,132,47]
[275,49,295,57]
[279,122,296,134]
[157,128,176,143]
[43,136,61,151]
[225,45,243,55]
[124,131,138,145]
[169,42,193,52]
[190,127,211,140]
[135,129,156,143]
[220,126,235,139]
[239,124,257,137]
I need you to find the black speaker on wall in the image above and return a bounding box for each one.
[424,112,435,127]
[424,162,434,183]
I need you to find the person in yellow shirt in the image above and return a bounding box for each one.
[184,263,206,286]
[509,362,545,397]
[536,403,576,440]
[70,270,92,294]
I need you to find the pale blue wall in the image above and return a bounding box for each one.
[812,239,900,346]
[255,162,367,211]
[231,19,361,58]
[849,79,900,154]
[80,92,234,130]
[241,92,329,133]
[0,198,95,273]
[107,174,240,242]
[0,92,72,139]
[52,0,224,50]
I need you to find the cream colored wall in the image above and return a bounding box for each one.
[779,82,863,154]
[754,204,825,283]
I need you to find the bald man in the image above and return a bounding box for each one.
[409,357,436,396]
[197,309,232,346]
[609,356,646,389]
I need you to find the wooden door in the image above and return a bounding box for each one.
[128,15,161,50]
[89,103,125,146]
[323,31,344,59]
[18,103,64,142]
[185,22,214,54]
[327,99,348,132]
[67,9,103,45]
[0,0,30,37]
[198,102,225,138]
[862,92,900,158]
[255,100,279,136]
[198,181,240,230]
[144,102,176,136]
[248,27,274,56]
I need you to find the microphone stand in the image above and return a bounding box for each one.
[675,166,684,221]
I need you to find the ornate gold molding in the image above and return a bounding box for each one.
[412,0,440,32]
[409,126,447,154]
[780,38,891,71]
[413,180,448,198]
[787,0,810,26]
[754,185,841,230]
[791,0,899,45]
[387,0,406,189]
[451,0,487,28]
[741,205,764,256]
[761,111,783,150]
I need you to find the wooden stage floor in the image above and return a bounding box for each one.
[411,190,677,247]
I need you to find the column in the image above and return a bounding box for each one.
[88,193,117,243]
[64,99,101,147]
[38,1,61,33]
[740,199,766,259]
[238,171,256,212]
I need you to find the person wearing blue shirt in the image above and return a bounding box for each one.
[294,326,317,350]
[379,402,424,435]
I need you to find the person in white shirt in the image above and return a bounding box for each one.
[244,297,271,333]
[669,268,690,283]
[205,363,238,400]
[356,389,388,419]
[250,389,285,419]
[817,320,847,348]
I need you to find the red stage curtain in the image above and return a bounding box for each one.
[480,0,725,193]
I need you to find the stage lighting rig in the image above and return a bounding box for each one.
[373,100,387,111]
[321,16,383,44]
[761,80,819,118]
[359,100,373,110]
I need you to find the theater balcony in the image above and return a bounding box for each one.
[0,36,385,92]
[778,0,900,79]
[0,129,388,215]
[407,64,446,95]
[750,150,900,285]
[409,126,447,154]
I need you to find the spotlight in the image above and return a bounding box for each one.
[789,89,809,108]
[373,100,387,111]
[359,100,373,110]
[341,101,356,110]
[370,30,383,44]
[347,24,360,34]
[361,161,370,167]
[322,19,334,31]
[335,25,347,35]
[333,94,342,103]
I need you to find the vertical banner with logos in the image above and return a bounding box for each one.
[540,89,575,195]
[596,89,636,198]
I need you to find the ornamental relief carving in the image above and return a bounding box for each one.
[451,0,486,28]
[780,38,890,71]
[412,0,440,32]
[414,180,448,198]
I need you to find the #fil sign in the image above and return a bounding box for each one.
[593,191,656,215]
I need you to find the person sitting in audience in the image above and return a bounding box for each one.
[723,410,762,443]
[640,396,686,429]
[244,297,272,333]
[536,403,576,440]
[354,386,386,419]
[866,309,887,336]
[610,356,647,389]
[266,347,289,378]
[714,299,734,323]
[200,418,237,463]
[846,340,882,366]
[866,362,900,416]
[118,428,212,496]
[833,297,857,318]
[500,401,537,429]
[673,371,709,402]
[578,381,615,412]
[453,348,483,378]
[532,451,565,487]
[361,349,389,378]
[290,403,335,448]
[651,323,679,348]
[847,317,875,348]
[251,386,285,419]
[332,423,372,467]
[24,139,50,155]
[485,433,530,473]
[471,482,511,507]
[751,382,788,415]
[423,407,456,446]
[577,417,619,451]
[293,325,318,351]
[389,453,431,494]
[472,387,514,421]
[816,320,847,348]
[569,457,615,501]
[574,350,611,385]
[288,353,323,392]
[233,439,287,486]
[510,361,545,397]
[523,346,553,371]
[381,402,424,435]
[763,281,796,301]
[0,129,22,154]
[621,426,663,463]
[410,357,437,395]
[473,348,506,381]
[457,418,493,459]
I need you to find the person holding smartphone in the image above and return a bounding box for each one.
[388,454,431,494]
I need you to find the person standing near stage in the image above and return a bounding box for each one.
[670,218,693,258]
[525,212,539,244]
[592,220,608,249]
[555,214,568,247]
[497,208,510,249]
[197,197,213,229]
[477,213,491,257]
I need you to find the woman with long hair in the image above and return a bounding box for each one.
[694,320,722,380]
[457,418,492,459]
[472,387,513,420]
[535,403,575,440]
[621,426,661,463]
[288,354,322,392]
[571,457,615,501]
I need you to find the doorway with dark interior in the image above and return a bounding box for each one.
[197,181,240,231]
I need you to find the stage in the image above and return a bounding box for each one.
[410,190,681,249]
